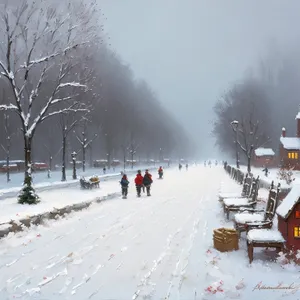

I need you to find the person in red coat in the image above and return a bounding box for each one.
[134,170,144,197]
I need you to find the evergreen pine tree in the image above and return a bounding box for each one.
[18,176,40,205]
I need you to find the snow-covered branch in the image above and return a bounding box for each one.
[0,104,18,110]
[20,43,85,70]
[58,82,87,90]
[41,107,89,123]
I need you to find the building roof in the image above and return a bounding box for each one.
[296,112,300,119]
[280,137,300,150]
[277,184,300,219]
[254,148,275,157]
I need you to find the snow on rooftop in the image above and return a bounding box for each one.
[296,112,300,119]
[277,184,300,219]
[280,136,300,150]
[254,148,275,157]
[247,229,285,242]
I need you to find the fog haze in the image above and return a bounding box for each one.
[99,0,300,158]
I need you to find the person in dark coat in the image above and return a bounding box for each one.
[143,169,153,196]
[120,174,129,197]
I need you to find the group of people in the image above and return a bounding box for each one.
[120,167,164,198]
[178,163,188,171]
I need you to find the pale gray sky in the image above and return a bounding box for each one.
[99,0,300,158]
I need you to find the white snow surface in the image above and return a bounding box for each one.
[247,229,285,243]
[223,197,250,206]
[234,212,265,224]
[0,166,299,300]
[254,148,275,157]
[280,136,300,150]
[277,183,300,219]
[218,192,242,199]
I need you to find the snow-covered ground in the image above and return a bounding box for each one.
[0,166,299,300]
[0,165,160,200]
[0,165,161,189]
[239,166,298,190]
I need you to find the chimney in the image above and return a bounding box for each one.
[296,105,300,138]
[282,127,286,137]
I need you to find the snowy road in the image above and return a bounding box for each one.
[0,166,222,299]
[1,166,296,300]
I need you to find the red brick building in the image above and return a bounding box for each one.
[253,148,275,168]
[277,185,300,250]
[279,111,300,170]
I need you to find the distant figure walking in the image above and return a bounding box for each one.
[186,163,188,170]
[103,166,106,174]
[179,163,182,171]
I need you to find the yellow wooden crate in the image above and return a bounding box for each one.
[213,228,239,252]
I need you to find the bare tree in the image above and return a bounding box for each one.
[232,113,270,173]
[0,1,94,203]
[75,117,98,172]
[213,78,272,169]
[0,114,12,182]
[59,110,88,181]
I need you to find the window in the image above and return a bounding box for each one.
[294,226,300,238]
[288,152,298,159]
[296,211,300,218]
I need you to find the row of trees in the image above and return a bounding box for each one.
[0,0,192,204]
[213,44,300,172]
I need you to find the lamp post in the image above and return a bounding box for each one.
[71,151,77,180]
[159,147,163,162]
[231,120,240,169]
[129,148,136,169]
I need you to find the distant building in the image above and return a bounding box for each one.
[253,148,275,168]
[279,109,300,170]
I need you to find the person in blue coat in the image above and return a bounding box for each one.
[120,174,129,198]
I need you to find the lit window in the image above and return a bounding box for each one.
[296,211,300,218]
[294,227,300,238]
[288,152,298,159]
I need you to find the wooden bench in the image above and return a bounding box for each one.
[80,177,100,189]
[246,229,285,263]
[234,182,279,236]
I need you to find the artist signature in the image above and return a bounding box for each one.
[253,281,300,293]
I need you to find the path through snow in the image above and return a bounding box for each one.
[0,166,298,300]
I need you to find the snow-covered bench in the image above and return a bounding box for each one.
[218,174,252,202]
[247,229,285,263]
[234,183,279,235]
[223,177,260,219]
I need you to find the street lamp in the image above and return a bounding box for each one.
[159,147,163,162]
[230,120,240,169]
[71,151,77,180]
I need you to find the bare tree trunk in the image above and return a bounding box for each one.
[24,137,33,186]
[61,137,67,181]
[247,156,251,173]
[89,145,93,168]
[49,155,53,171]
[82,144,86,172]
[6,150,10,183]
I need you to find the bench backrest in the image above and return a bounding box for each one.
[264,183,281,221]
[249,176,260,202]
[243,175,253,197]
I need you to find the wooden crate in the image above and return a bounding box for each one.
[213,228,239,252]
